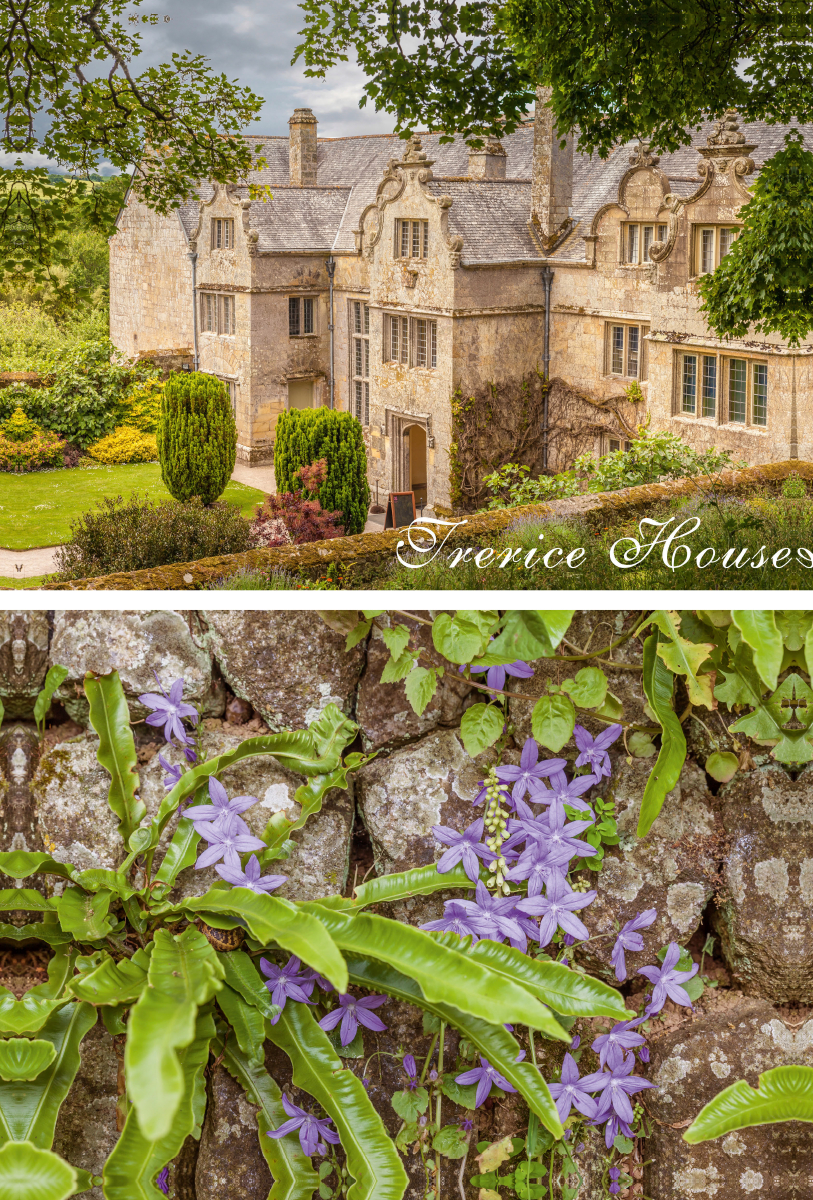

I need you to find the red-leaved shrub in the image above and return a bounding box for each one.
[250,458,345,546]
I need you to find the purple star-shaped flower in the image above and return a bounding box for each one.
[611,909,658,982]
[506,842,567,897]
[421,899,482,940]
[573,724,622,780]
[589,1052,657,1127]
[184,776,259,835]
[516,801,596,866]
[638,942,699,1014]
[548,1053,599,1123]
[158,754,183,792]
[155,1167,169,1195]
[516,872,596,947]
[433,818,492,883]
[403,1054,418,1090]
[216,853,288,894]
[591,1016,646,1068]
[455,1056,518,1109]
[194,821,266,870]
[266,1095,341,1157]
[138,675,199,744]
[537,770,597,815]
[494,738,567,802]
[260,955,316,1022]
[599,1113,635,1151]
[318,993,388,1046]
[459,880,526,948]
[468,658,534,692]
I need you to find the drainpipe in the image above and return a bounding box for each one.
[540,265,554,471]
[326,255,336,408]
[188,250,199,372]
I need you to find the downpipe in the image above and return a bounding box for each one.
[326,255,336,408]
[540,266,554,472]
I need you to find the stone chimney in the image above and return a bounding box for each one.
[288,108,318,186]
[531,87,573,249]
[468,137,507,180]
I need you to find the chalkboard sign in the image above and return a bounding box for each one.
[384,491,416,530]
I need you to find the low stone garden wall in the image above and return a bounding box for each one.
[2,608,812,1198]
[38,459,812,590]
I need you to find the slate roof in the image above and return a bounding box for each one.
[170,119,812,266]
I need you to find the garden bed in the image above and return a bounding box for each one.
[38,459,813,590]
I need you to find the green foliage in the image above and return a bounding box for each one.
[482,461,578,509]
[86,425,158,465]
[84,669,145,841]
[156,372,237,505]
[0,407,64,471]
[573,426,742,495]
[32,339,152,449]
[699,133,813,346]
[33,665,68,737]
[0,1141,78,1200]
[274,408,370,535]
[636,633,686,838]
[52,492,253,581]
[684,1065,813,1143]
[121,379,164,434]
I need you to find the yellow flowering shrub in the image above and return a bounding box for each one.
[120,378,164,433]
[86,424,158,464]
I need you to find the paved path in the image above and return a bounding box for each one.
[0,545,60,580]
[231,462,276,494]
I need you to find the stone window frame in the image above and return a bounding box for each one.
[215,375,238,414]
[384,313,437,369]
[673,350,769,429]
[210,218,235,250]
[604,436,632,455]
[620,222,667,265]
[691,224,740,277]
[394,218,429,260]
[350,299,370,425]
[603,321,649,381]
[288,296,317,338]
[200,292,236,337]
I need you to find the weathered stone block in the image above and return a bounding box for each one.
[201,611,365,731]
[52,1017,118,1200]
[0,611,49,719]
[49,610,223,725]
[195,1064,273,1200]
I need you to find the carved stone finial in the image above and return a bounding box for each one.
[402,135,427,163]
[707,109,746,148]
[629,141,660,169]
[697,109,757,180]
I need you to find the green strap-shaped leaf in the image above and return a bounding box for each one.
[0,855,74,883]
[179,890,348,993]
[214,1030,319,1200]
[344,956,563,1139]
[68,953,149,1007]
[684,1065,813,1144]
[84,671,145,843]
[265,1003,408,1200]
[125,927,224,1141]
[0,1001,96,1148]
[215,984,265,1066]
[151,817,200,893]
[0,924,72,948]
[0,1141,77,1200]
[637,633,686,838]
[299,904,566,1035]
[56,889,115,941]
[33,666,69,735]
[433,935,630,1020]
[0,892,56,913]
[103,1007,215,1200]
[0,1041,56,1083]
[352,864,475,908]
[731,611,784,690]
[217,950,280,1022]
[652,611,715,709]
[0,948,76,1035]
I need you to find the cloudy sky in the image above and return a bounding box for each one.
[3,0,393,170]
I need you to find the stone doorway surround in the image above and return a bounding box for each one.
[385,408,433,503]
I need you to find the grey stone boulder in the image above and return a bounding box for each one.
[201,610,365,732]
[32,728,353,901]
[49,610,223,726]
[195,1064,273,1200]
[356,613,474,752]
[645,999,813,1200]
[0,610,49,719]
[578,758,717,983]
[52,1016,118,1200]
[712,763,813,1003]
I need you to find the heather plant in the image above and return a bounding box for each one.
[51,492,253,580]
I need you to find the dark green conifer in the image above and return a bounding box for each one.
[156,372,237,504]
[274,408,370,535]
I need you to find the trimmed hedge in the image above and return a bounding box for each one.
[274,407,370,535]
[157,371,236,504]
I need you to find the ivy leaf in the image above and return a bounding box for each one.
[459,703,504,757]
[531,694,575,752]
[382,624,411,659]
[561,667,607,709]
[390,1087,429,1122]
[404,667,438,716]
[380,651,417,684]
[431,1125,469,1159]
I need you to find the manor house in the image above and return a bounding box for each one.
[109,98,813,510]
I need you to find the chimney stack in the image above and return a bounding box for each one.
[289,108,318,186]
[468,137,507,180]
[531,87,573,247]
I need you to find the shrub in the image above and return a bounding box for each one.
[157,372,237,505]
[121,377,164,433]
[574,425,744,492]
[86,424,158,464]
[251,459,344,545]
[0,406,65,471]
[51,492,253,580]
[274,407,370,534]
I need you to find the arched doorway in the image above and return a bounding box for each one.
[402,423,427,509]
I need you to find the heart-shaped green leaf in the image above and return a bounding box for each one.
[0,1039,56,1082]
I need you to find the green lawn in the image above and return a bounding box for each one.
[0,464,267,550]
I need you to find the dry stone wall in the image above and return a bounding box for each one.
[1,609,812,1199]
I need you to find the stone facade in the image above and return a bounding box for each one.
[110,101,813,504]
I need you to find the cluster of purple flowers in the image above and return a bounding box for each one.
[139,673,200,776]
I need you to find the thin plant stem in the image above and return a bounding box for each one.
[435,1022,446,1198]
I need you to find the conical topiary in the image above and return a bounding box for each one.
[156,372,237,505]
[274,408,370,535]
